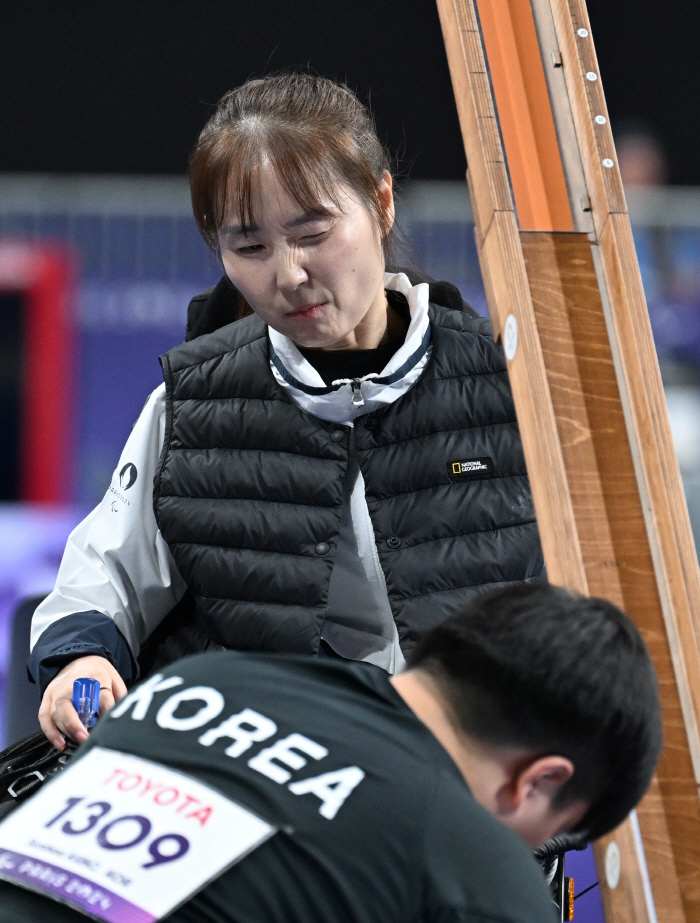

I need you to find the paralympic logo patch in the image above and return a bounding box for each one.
[119,463,138,491]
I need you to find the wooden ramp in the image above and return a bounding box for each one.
[435,0,700,919]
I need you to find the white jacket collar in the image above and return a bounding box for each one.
[267,273,432,424]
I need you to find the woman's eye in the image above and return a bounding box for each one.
[302,231,328,243]
[236,244,264,255]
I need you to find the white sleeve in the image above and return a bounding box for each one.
[30,384,188,659]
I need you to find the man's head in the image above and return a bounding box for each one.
[395,584,662,846]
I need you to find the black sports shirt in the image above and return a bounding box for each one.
[0,653,557,923]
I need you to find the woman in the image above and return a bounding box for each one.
[30,73,542,748]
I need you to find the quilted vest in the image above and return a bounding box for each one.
[154,303,543,656]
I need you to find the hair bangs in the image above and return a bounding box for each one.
[189,73,404,263]
[224,127,380,242]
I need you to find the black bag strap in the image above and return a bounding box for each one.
[0,731,78,818]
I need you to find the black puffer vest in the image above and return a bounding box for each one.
[154,303,543,656]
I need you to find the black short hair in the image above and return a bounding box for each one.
[410,584,662,840]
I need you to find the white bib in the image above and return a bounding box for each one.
[0,747,276,922]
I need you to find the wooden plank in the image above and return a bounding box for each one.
[436,0,512,236]
[522,231,696,920]
[520,233,622,599]
[630,779,687,921]
[527,1,700,914]
[437,0,585,579]
[527,0,594,234]
[596,213,700,780]
[474,0,573,229]
[547,0,626,235]
[477,213,588,589]
[436,0,700,919]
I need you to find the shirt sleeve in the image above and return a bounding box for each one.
[28,385,188,686]
[27,611,137,694]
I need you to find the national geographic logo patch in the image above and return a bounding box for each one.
[447,456,494,482]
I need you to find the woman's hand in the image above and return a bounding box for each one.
[39,655,128,749]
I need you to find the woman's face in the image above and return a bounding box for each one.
[217,164,394,349]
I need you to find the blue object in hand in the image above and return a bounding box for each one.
[72,678,100,729]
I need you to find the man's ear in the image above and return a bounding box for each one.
[496,756,575,814]
[494,756,588,847]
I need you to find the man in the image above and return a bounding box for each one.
[0,585,661,923]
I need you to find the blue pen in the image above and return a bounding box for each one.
[72,678,100,729]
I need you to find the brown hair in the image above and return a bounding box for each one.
[189,73,399,262]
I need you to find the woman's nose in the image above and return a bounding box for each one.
[275,247,308,290]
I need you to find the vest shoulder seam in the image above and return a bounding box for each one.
[166,320,268,372]
[428,303,495,337]
[168,341,268,375]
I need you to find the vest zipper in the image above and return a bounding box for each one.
[350,379,364,407]
[331,374,379,408]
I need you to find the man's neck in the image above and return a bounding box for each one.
[390,670,508,809]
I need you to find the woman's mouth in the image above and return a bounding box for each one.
[286,303,326,319]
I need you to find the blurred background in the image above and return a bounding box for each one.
[1,2,699,913]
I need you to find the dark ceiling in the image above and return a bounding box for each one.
[2,0,699,184]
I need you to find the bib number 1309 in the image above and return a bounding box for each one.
[46,796,189,869]
[0,747,276,923]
